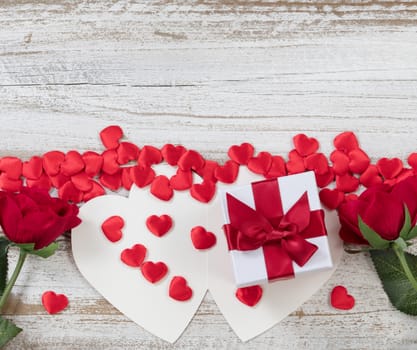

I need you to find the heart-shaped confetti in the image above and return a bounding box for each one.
[335,173,359,193]
[170,169,193,191]
[235,285,263,307]
[348,149,370,174]
[315,167,335,188]
[83,181,105,202]
[265,156,286,178]
[228,143,254,165]
[330,285,355,310]
[61,151,85,176]
[0,157,22,180]
[42,291,69,314]
[22,156,43,180]
[319,188,344,210]
[376,157,403,180]
[58,181,83,203]
[117,142,140,165]
[101,150,120,175]
[99,171,122,191]
[121,167,134,190]
[408,152,417,173]
[247,152,272,176]
[138,145,163,167]
[196,160,219,182]
[359,165,383,188]
[330,150,350,176]
[141,261,168,283]
[190,180,216,203]
[121,244,147,267]
[169,276,193,301]
[43,150,65,176]
[293,134,319,157]
[101,215,124,242]
[304,153,329,175]
[71,172,93,192]
[82,151,103,177]
[131,165,155,188]
[0,174,22,192]
[286,150,306,174]
[333,131,359,153]
[26,173,51,191]
[146,214,173,237]
[100,125,123,149]
[150,175,173,201]
[190,226,217,250]
[178,150,205,171]
[161,144,187,166]
[214,160,239,184]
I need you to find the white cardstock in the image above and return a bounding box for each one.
[72,165,343,343]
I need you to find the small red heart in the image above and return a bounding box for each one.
[131,165,155,188]
[26,173,51,191]
[101,215,124,242]
[150,175,173,201]
[99,170,122,191]
[304,153,329,175]
[42,151,65,176]
[265,155,286,178]
[146,214,173,237]
[315,167,335,188]
[330,150,349,175]
[214,160,239,184]
[58,181,83,203]
[359,165,383,188]
[293,134,319,157]
[82,151,103,177]
[22,156,43,180]
[42,291,69,314]
[0,157,23,180]
[336,173,359,193]
[121,167,133,190]
[377,157,403,179]
[100,125,123,149]
[60,151,84,176]
[330,285,355,310]
[319,188,344,210]
[170,169,193,190]
[49,173,70,189]
[169,276,193,301]
[141,261,168,283]
[71,172,93,192]
[120,244,147,267]
[247,152,272,176]
[286,150,306,174]
[190,226,216,250]
[138,145,162,167]
[161,144,186,166]
[235,285,263,307]
[333,132,359,153]
[116,142,140,165]
[177,150,205,171]
[195,160,219,182]
[408,153,417,173]
[395,168,414,184]
[190,180,216,203]
[101,150,120,175]
[348,149,370,174]
[83,181,105,202]
[228,143,254,165]
[0,174,22,192]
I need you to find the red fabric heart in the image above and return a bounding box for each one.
[161,144,187,166]
[58,181,83,203]
[0,157,23,180]
[26,173,51,191]
[42,151,65,176]
[293,134,319,157]
[195,160,219,182]
[101,150,120,175]
[99,170,122,191]
[131,165,155,188]
[0,174,22,192]
[333,131,359,153]
[330,285,355,310]
[150,175,173,201]
[359,165,383,188]
[330,150,349,175]
[141,261,168,283]
[49,173,70,189]
[408,152,417,173]
[247,152,272,176]
[336,173,359,193]
[22,156,43,180]
[214,160,239,184]
[190,226,217,250]
[60,151,84,176]
[121,167,133,190]
[348,149,370,174]
[83,181,105,202]
[146,214,173,237]
[315,167,335,188]
[120,244,147,267]
[265,155,286,178]
[138,145,162,167]
[170,169,193,191]
[116,142,140,165]
[377,157,403,179]
[190,180,216,203]
[177,150,205,171]
[169,276,193,301]
[101,215,124,242]
[42,291,69,314]
[304,153,329,175]
[100,125,123,149]
[235,285,263,307]
[71,172,93,192]
[319,188,344,210]
[286,150,306,174]
[228,143,254,165]
[82,151,103,177]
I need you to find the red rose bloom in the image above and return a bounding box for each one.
[0,187,81,249]
[338,175,417,244]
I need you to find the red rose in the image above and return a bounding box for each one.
[0,187,81,249]
[338,176,417,244]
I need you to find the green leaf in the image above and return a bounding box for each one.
[406,225,417,241]
[16,242,58,258]
[358,216,390,249]
[0,238,9,297]
[400,205,412,239]
[371,249,417,315]
[0,316,22,347]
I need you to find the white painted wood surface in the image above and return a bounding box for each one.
[1,0,417,348]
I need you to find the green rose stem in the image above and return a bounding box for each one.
[0,249,27,312]
[393,243,417,292]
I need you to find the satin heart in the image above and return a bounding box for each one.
[170,169,193,191]
[121,244,147,267]
[235,285,263,307]
[169,276,193,301]
[177,150,205,171]
[196,160,219,182]
[214,160,239,184]
[190,180,216,203]
[43,151,65,176]
[265,156,286,178]
[333,131,359,153]
[190,226,216,250]
[376,157,403,179]
[71,172,93,192]
[101,215,124,242]
[247,152,272,176]
[0,156,22,180]
[138,145,163,167]
[330,150,349,175]
[315,167,335,188]
[161,144,187,166]
[359,165,383,188]
[228,143,254,165]
[408,152,417,173]
[0,174,22,192]
[335,173,359,193]
[61,151,85,176]
[293,134,319,157]
[42,291,69,314]
[58,181,83,203]
[100,125,123,149]
[83,181,105,202]
[22,156,43,179]
[117,142,140,165]
[319,188,344,210]
[50,173,70,189]
[99,170,122,191]
[146,214,173,237]
[26,173,51,191]
[150,175,173,201]
[286,150,306,174]
[101,150,120,175]
[348,149,370,174]
[141,261,168,283]
[82,151,103,177]
[304,153,329,175]
[330,285,355,310]
[131,165,155,188]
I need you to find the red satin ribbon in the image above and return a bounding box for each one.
[224,178,326,280]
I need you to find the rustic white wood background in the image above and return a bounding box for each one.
[1,0,417,349]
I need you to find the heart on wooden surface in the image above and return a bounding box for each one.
[72,164,343,343]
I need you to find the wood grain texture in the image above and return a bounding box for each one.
[1,0,417,348]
